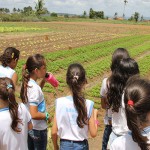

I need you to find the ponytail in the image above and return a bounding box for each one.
[20,54,45,103]
[20,65,30,103]
[7,87,22,132]
[66,63,88,128]
[126,105,149,150]
[124,77,150,150]
[0,78,22,132]
[71,80,88,128]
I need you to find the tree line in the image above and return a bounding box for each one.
[0,0,144,22]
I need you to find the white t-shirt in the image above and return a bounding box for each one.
[0,65,15,78]
[110,127,150,150]
[56,95,94,141]
[0,103,31,150]
[108,93,129,135]
[100,78,111,125]
[26,79,47,130]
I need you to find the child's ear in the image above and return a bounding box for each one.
[34,68,38,74]
[14,58,18,62]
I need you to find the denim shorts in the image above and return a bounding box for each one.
[102,125,112,150]
[60,139,89,150]
[28,129,47,150]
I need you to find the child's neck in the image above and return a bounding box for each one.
[30,75,38,81]
[8,62,14,69]
[141,113,150,129]
[0,99,9,109]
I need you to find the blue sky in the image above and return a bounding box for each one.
[0,0,150,17]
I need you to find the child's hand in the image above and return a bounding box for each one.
[47,117,52,123]
[94,109,100,126]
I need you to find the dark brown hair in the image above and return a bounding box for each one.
[110,48,130,72]
[0,47,20,67]
[0,77,21,132]
[20,54,45,103]
[107,58,139,112]
[124,76,150,150]
[66,63,88,128]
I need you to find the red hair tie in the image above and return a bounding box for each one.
[128,100,134,106]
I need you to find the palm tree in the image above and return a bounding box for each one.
[134,12,140,22]
[123,0,128,18]
[35,0,44,16]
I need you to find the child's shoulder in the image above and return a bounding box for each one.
[18,103,28,111]
[56,96,72,102]
[85,99,94,105]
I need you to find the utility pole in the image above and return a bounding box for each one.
[123,0,128,19]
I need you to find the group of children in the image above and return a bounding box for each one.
[0,46,150,150]
[101,48,150,150]
[0,47,98,150]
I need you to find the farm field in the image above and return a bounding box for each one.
[1,21,150,150]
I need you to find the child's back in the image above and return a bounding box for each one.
[0,103,31,150]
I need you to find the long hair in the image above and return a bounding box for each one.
[124,77,150,150]
[110,48,130,72]
[107,58,139,112]
[20,54,45,103]
[66,63,88,128]
[0,47,20,67]
[0,77,22,132]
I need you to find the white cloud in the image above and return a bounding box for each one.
[142,0,150,2]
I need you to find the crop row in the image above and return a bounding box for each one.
[0,27,47,33]
[15,35,150,96]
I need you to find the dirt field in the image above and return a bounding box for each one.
[1,21,150,58]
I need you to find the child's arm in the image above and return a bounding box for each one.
[100,78,108,109]
[12,72,18,87]
[28,121,33,130]
[88,109,98,137]
[29,105,47,120]
[100,96,107,109]
[51,114,59,150]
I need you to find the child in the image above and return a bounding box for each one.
[20,54,51,150]
[111,77,150,150]
[100,48,130,150]
[107,58,139,145]
[0,47,20,86]
[52,63,98,150]
[0,77,32,150]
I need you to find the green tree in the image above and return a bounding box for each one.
[35,0,44,16]
[51,12,57,17]
[128,15,134,21]
[114,12,118,20]
[64,14,69,18]
[13,8,17,13]
[89,8,95,19]
[83,11,86,17]
[17,8,21,12]
[134,12,140,22]
[96,11,104,19]
[141,15,144,21]
[23,6,33,16]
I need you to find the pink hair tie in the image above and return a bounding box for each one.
[128,100,134,106]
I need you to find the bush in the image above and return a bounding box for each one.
[0,14,10,21]
[51,12,57,17]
